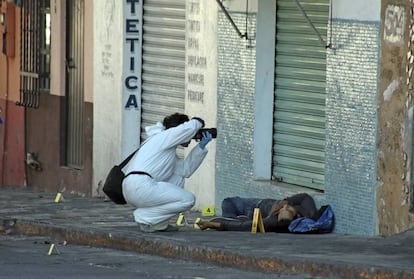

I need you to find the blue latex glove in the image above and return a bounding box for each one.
[199,131,212,149]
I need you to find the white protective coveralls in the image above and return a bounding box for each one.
[122,119,207,227]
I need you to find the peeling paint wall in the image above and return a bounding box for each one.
[377,0,413,236]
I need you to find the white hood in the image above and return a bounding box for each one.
[145,122,165,137]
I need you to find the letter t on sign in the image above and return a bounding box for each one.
[126,0,140,14]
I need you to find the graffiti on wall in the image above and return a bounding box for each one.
[384,4,405,44]
[100,1,116,79]
[101,44,114,79]
[104,0,116,40]
[187,0,206,104]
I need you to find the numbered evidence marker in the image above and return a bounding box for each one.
[202,206,215,217]
[251,208,265,233]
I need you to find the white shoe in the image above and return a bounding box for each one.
[138,220,169,233]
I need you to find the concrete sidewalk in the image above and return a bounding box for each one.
[0,186,413,279]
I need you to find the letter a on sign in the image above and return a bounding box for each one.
[125,94,138,109]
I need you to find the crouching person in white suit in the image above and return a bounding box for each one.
[122,113,212,232]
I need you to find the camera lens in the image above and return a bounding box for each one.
[193,128,217,140]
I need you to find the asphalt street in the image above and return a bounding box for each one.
[0,234,328,279]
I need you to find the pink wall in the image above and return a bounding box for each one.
[0,2,26,186]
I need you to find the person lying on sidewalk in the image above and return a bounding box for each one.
[220,193,317,220]
[196,193,317,232]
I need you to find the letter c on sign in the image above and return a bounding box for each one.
[125,76,138,89]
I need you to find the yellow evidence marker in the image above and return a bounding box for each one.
[194,217,201,229]
[251,208,265,234]
[54,192,62,203]
[47,243,60,255]
[202,206,215,217]
[176,213,186,226]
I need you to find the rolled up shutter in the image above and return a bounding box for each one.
[141,0,186,143]
[273,0,329,190]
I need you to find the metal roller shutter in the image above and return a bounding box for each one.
[141,0,186,143]
[273,0,329,190]
[66,0,85,168]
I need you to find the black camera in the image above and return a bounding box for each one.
[193,128,217,140]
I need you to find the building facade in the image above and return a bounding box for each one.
[0,0,412,236]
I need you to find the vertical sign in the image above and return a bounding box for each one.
[122,0,143,155]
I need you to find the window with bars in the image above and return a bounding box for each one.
[17,0,50,108]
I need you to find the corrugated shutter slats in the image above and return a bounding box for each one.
[141,0,186,142]
[273,0,329,190]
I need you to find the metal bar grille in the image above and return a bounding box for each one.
[66,0,85,169]
[17,0,50,108]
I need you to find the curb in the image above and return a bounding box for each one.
[12,220,414,279]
